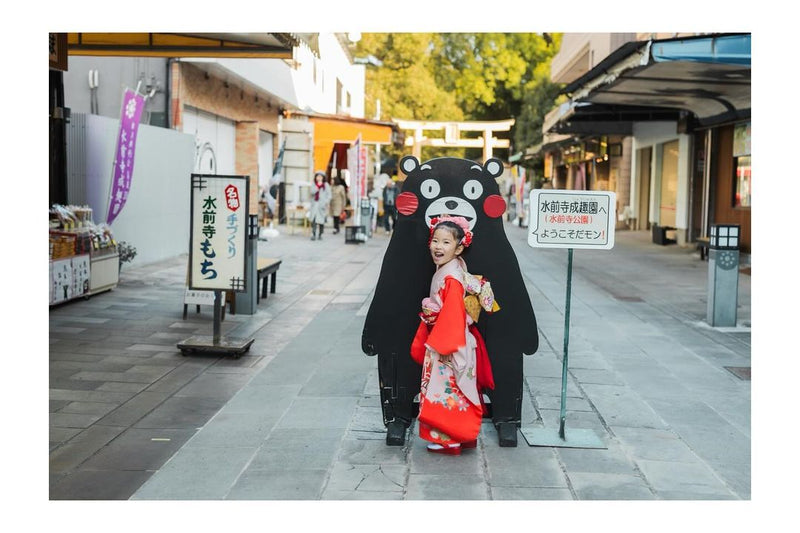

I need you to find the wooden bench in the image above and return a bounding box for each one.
[225,258,282,315]
[696,237,710,261]
[257,258,282,303]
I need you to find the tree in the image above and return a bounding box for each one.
[355,33,563,162]
[430,33,563,153]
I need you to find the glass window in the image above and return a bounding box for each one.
[734,155,751,208]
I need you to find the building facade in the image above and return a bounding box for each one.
[532,33,751,255]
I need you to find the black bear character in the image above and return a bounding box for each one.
[362,156,539,446]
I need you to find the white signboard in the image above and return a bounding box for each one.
[189,174,249,291]
[528,189,616,250]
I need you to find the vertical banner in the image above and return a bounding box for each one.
[347,134,365,225]
[189,174,250,291]
[106,88,145,225]
[515,166,525,208]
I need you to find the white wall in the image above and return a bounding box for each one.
[182,106,236,175]
[185,34,365,118]
[630,121,691,232]
[80,113,196,266]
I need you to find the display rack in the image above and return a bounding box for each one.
[49,205,120,306]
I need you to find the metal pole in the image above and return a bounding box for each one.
[559,248,574,439]
[213,289,222,344]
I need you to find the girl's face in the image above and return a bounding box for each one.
[429,227,463,267]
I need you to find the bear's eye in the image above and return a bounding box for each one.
[420,179,440,199]
[463,180,483,200]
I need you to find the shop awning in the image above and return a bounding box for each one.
[305,114,398,172]
[66,33,302,59]
[561,33,751,128]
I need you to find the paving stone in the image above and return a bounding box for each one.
[50,468,154,500]
[325,463,406,492]
[248,427,344,470]
[96,391,169,427]
[612,426,699,463]
[133,395,228,429]
[274,397,359,430]
[81,427,196,471]
[635,459,737,499]
[172,371,254,400]
[405,473,489,500]
[484,445,567,488]
[58,401,119,417]
[567,472,655,500]
[491,486,573,500]
[131,446,258,500]
[225,469,327,500]
[336,437,409,465]
[49,424,127,472]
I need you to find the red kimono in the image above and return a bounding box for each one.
[411,257,493,446]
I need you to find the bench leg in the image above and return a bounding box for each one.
[261,275,269,299]
[270,272,277,294]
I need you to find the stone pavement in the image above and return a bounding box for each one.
[49,221,752,504]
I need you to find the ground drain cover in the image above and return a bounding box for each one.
[724,366,751,380]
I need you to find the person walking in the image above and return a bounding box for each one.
[382,178,398,233]
[309,171,331,240]
[329,176,347,235]
[410,216,496,455]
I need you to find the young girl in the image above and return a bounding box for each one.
[410,215,496,455]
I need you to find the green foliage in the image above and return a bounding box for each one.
[355,32,563,161]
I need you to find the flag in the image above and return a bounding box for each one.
[106,88,145,225]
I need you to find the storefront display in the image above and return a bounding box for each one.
[49,204,119,305]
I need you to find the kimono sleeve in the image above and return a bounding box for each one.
[410,321,428,365]
[425,277,466,356]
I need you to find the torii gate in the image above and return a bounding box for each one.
[393,118,515,162]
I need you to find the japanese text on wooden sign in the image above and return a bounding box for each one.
[189,174,249,291]
[528,190,616,250]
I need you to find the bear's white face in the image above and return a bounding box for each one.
[395,157,507,231]
[420,176,482,231]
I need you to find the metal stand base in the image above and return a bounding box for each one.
[177,336,254,359]
[521,427,607,449]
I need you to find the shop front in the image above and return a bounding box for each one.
[537,33,750,252]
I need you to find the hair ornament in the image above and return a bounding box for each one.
[429,215,473,248]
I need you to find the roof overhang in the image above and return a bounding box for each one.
[558,33,751,130]
[67,33,300,59]
[180,58,300,113]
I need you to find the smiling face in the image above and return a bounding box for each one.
[429,226,464,267]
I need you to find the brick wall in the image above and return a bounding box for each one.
[172,62,282,215]
[236,121,260,215]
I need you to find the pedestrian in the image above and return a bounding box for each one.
[382,178,398,233]
[329,176,347,235]
[410,215,497,455]
[309,171,331,240]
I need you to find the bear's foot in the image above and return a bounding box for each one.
[386,420,407,446]
[497,422,518,447]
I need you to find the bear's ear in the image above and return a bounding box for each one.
[484,158,504,178]
[399,156,419,175]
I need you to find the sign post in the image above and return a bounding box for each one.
[177,174,254,358]
[521,189,616,449]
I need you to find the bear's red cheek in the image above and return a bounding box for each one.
[483,194,506,218]
[397,192,418,215]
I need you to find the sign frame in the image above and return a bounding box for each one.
[188,174,250,292]
[528,189,617,250]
